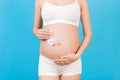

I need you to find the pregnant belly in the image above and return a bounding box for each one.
[39,24,81,59]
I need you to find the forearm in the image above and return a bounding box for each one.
[33,26,40,31]
[75,34,92,58]
[33,26,39,35]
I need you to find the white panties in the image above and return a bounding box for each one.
[38,54,82,76]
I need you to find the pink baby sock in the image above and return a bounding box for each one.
[47,31,60,46]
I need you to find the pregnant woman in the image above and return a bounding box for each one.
[33,0,92,80]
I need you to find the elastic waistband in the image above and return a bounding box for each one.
[39,54,54,62]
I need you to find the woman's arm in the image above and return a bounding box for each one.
[33,0,43,34]
[75,0,92,58]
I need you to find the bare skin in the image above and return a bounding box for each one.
[33,0,92,80]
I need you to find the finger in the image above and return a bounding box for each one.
[57,58,73,65]
[60,56,71,60]
[38,29,50,32]
[41,29,50,34]
[54,58,66,62]
[38,37,49,40]
[37,30,50,34]
[54,59,68,65]
[55,60,70,66]
[37,32,51,36]
[37,29,50,34]
[55,61,62,65]
[55,61,66,66]
[39,34,51,38]
[60,61,69,66]
[38,35,51,39]
[60,55,70,59]
[60,62,66,66]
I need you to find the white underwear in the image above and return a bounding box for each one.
[38,54,82,76]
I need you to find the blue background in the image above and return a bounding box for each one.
[0,0,119,80]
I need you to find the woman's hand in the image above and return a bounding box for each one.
[33,29,51,40]
[54,53,80,66]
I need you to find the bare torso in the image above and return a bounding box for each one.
[39,0,81,59]
[40,23,80,59]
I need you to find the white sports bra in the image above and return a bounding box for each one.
[41,0,81,27]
